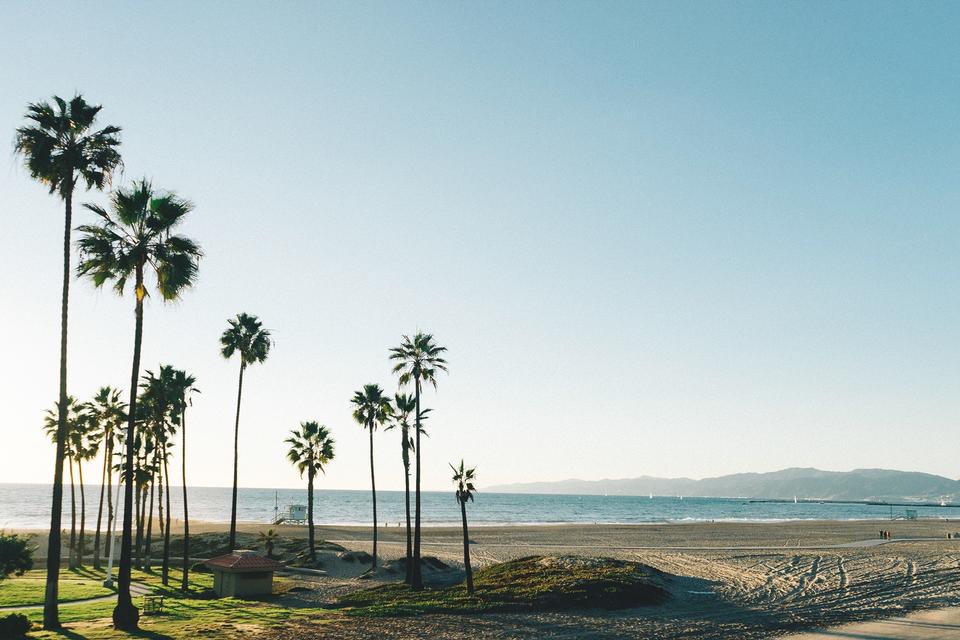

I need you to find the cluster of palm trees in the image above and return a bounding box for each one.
[283,333,450,588]
[15,94,204,631]
[17,92,478,633]
[41,390,124,572]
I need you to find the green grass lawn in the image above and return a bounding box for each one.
[22,597,333,639]
[0,568,114,607]
[5,568,331,639]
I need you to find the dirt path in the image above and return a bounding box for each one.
[783,606,960,639]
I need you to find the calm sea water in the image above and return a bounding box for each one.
[1,483,958,530]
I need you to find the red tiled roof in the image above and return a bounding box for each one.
[205,552,284,572]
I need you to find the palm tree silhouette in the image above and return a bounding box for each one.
[169,369,199,591]
[77,179,201,631]
[389,333,447,588]
[385,393,428,583]
[14,95,121,630]
[285,422,335,562]
[351,384,393,572]
[43,397,83,570]
[220,313,272,551]
[451,460,477,594]
[86,387,126,571]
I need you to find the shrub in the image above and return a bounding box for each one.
[0,534,33,580]
[0,613,31,638]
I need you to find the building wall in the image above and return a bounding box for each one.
[212,569,273,597]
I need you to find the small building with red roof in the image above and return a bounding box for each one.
[205,550,284,598]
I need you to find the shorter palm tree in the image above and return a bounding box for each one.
[258,529,280,559]
[43,397,83,569]
[285,422,335,562]
[451,460,477,594]
[351,385,393,572]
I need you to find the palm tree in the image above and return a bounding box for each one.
[384,393,420,583]
[258,529,280,559]
[285,422,335,562]
[77,179,201,630]
[220,313,272,551]
[169,369,198,591]
[351,384,393,572]
[389,333,447,588]
[14,95,122,630]
[74,416,101,567]
[450,460,477,594]
[141,366,177,584]
[42,397,83,569]
[87,387,125,571]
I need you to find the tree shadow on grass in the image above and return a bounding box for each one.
[51,626,174,640]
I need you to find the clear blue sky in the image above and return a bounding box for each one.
[1,1,958,491]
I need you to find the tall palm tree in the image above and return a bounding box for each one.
[42,397,83,569]
[384,393,421,583]
[220,312,271,551]
[77,179,201,631]
[87,387,126,571]
[389,333,447,589]
[169,369,198,591]
[14,95,121,630]
[351,384,393,572]
[450,460,477,594]
[285,422,335,562]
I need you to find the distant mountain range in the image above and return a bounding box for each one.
[485,468,960,502]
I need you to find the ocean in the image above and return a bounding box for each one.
[2,483,959,530]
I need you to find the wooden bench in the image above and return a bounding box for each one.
[142,595,164,615]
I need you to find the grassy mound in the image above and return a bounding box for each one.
[338,555,671,616]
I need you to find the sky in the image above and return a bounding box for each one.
[1,1,959,492]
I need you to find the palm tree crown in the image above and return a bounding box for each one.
[351,385,393,431]
[286,422,336,477]
[220,313,272,366]
[451,460,477,504]
[389,333,448,389]
[14,95,122,198]
[76,179,202,300]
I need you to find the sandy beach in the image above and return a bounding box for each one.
[16,518,960,638]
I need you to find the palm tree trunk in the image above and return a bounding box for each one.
[181,406,190,591]
[402,428,412,584]
[369,424,377,572]
[93,449,108,569]
[68,457,77,570]
[158,454,165,541]
[78,459,86,566]
[43,177,73,630]
[144,463,155,570]
[412,380,423,589]
[308,466,315,562]
[113,273,144,631]
[135,477,145,569]
[162,443,172,586]
[307,469,315,561]
[229,362,245,551]
[461,500,473,594]
[105,438,114,568]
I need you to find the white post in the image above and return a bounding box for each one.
[103,475,123,588]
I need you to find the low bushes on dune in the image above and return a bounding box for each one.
[338,555,671,616]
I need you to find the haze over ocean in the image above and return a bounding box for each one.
[2,483,957,530]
